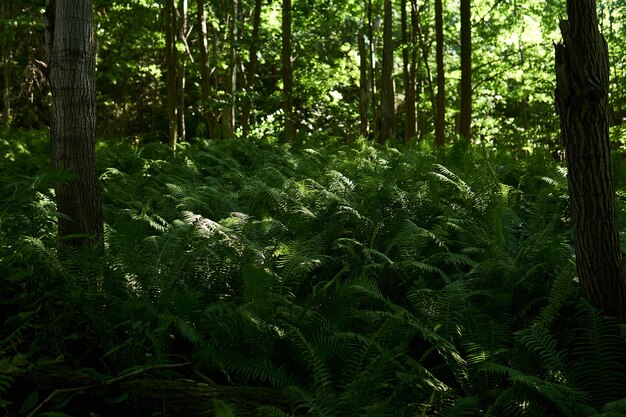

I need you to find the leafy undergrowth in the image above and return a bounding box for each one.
[2,130,626,416]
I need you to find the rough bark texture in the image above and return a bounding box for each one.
[380,0,394,144]
[434,0,445,147]
[44,0,103,248]
[282,0,295,142]
[241,0,262,139]
[196,0,217,138]
[555,0,626,321]
[165,0,178,148]
[459,0,471,140]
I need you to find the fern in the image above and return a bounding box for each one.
[568,302,626,408]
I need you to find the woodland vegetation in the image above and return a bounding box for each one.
[2,0,626,416]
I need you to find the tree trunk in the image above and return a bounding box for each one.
[459,0,471,140]
[414,1,436,133]
[358,31,369,138]
[434,0,445,147]
[178,0,188,142]
[196,0,217,138]
[2,41,10,127]
[1,0,11,127]
[282,0,295,142]
[241,0,262,139]
[44,0,103,248]
[165,0,178,149]
[380,0,394,144]
[223,0,238,139]
[367,0,379,142]
[402,0,417,143]
[555,0,626,321]
[410,0,420,140]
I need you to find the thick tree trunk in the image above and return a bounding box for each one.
[196,0,217,138]
[165,0,178,149]
[459,0,471,140]
[241,0,262,139]
[44,0,103,248]
[555,0,626,321]
[358,31,369,138]
[380,0,394,144]
[282,0,295,142]
[434,0,445,147]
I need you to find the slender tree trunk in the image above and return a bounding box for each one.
[2,42,10,127]
[414,3,436,131]
[380,0,394,144]
[410,0,420,140]
[178,0,188,142]
[367,0,379,141]
[459,0,472,140]
[434,0,445,147]
[196,0,217,138]
[165,0,178,149]
[282,0,295,142]
[1,0,11,127]
[358,31,369,138]
[402,0,416,143]
[241,0,262,139]
[44,0,103,248]
[555,0,626,321]
[223,0,238,139]
[211,28,220,92]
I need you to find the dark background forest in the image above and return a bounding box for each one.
[2,0,626,416]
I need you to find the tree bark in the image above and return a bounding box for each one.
[2,41,10,127]
[178,0,188,142]
[380,0,394,144]
[555,0,626,321]
[358,31,369,138]
[367,0,379,142]
[44,0,103,248]
[1,0,12,127]
[434,0,445,147]
[459,0,471,140]
[241,0,262,139]
[410,0,420,140]
[196,0,217,138]
[282,0,295,142]
[223,0,238,139]
[414,1,436,132]
[165,0,178,149]
[402,0,417,143]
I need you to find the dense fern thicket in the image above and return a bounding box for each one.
[2,130,626,416]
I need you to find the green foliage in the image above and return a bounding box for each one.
[2,130,626,416]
